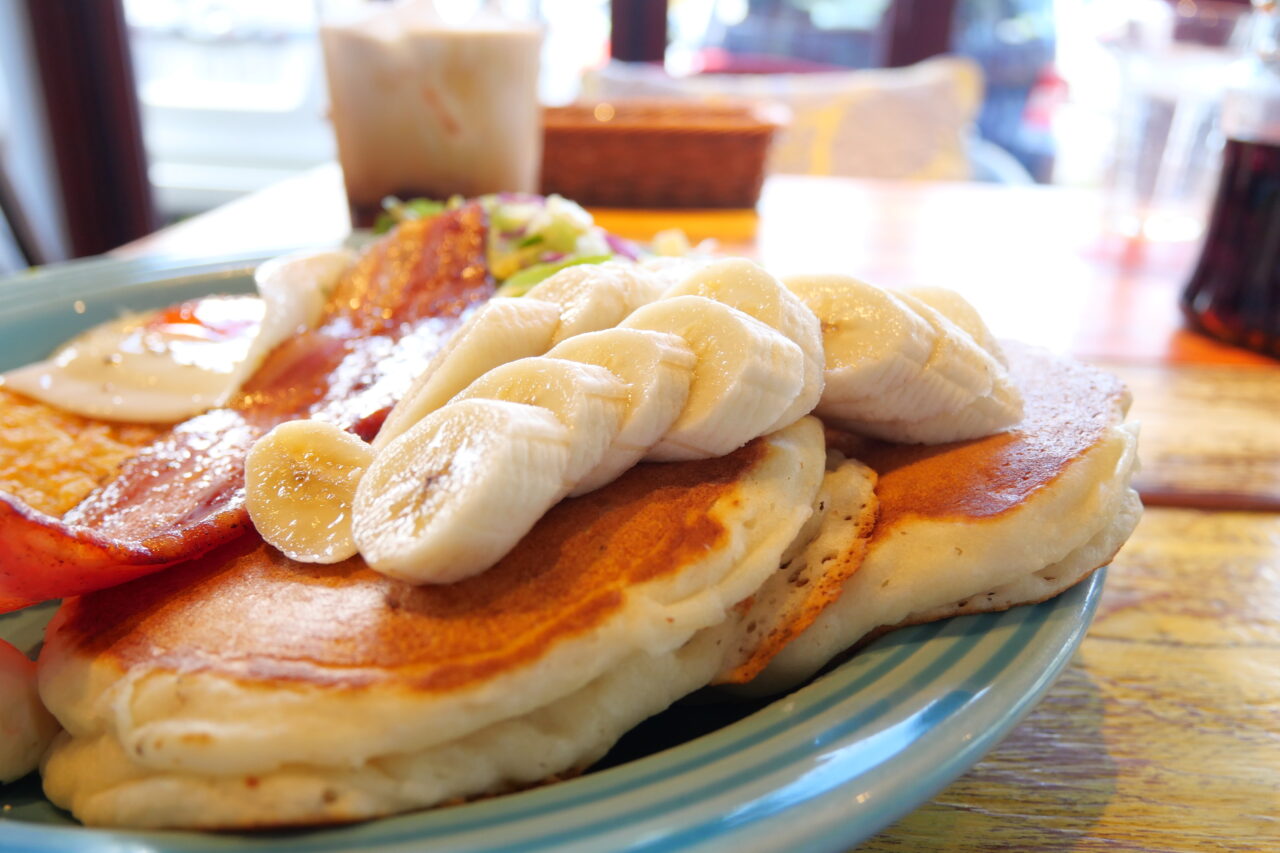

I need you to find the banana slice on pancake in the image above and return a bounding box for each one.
[847,375,1023,445]
[354,398,575,584]
[600,260,675,311]
[901,285,1007,365]
[874,285,1018,441]
[828,293,1022,443]
[545,328,696,495]
[39,419,828,827]
[245,419,373,564]
[449,356,630,490]
[750,343,1140,693]
[621,295,806,461]
[883,293,1001,411]
[663,259,825,432]
[786,274,1022,443]
[785,274,935,412]
[816,292,999,422]
[524,264,636,344]
[374,297,563,450]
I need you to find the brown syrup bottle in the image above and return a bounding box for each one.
[1182,0,1280,358]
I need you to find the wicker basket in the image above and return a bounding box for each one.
[540,100,783,209]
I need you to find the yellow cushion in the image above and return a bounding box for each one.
[586,56,984,181]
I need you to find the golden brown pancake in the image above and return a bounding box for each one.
[838,343,1126,530]
[756,343,1141,691]
[716,452,878,684]
[57,439,769,691]
[39,419,828,828]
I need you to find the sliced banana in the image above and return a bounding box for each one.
[857,291,1022,442]
[545,328,696,495]
[784,274,936,412]
[832,374,1023,444]
[901,285,1008,366]
[663,258,824,431]
[620,295,805,461]
[245,419,373,564]
[451,356,629,491]
[637,256,704,293]
[600,260,673,312]
[786,274,1020,443]
[878,293,1002,417]
[353,398,573,584]
[374,297,562,451]
[902,285,1007,366]
[524,265,634,344]
[796,284,1000,423]
[816,343,999,424]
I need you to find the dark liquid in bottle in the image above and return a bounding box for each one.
[1182,138,1280,357]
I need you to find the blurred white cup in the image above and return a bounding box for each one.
[319,0,542,225]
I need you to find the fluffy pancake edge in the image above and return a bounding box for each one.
[41,619,741,829]
[751,351,1142,693]
[38,419,827,784]
[714,453,879,684]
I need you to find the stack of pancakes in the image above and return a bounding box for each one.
[757,342,1140,690]
[25,339,1140,829]
[38,419,876,827]
[0,216,1140,829]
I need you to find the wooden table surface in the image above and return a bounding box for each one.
[118,169,1280,850]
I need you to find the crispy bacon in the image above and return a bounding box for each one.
[0,205,493,612]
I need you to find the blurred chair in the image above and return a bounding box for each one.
[585,56,1032,184]
[967,137,1036,185]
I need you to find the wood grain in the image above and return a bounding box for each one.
[1101,363,1280,510]
[857,507,1280,852]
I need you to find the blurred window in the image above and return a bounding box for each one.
[667,0,892,73]
[124,0,333,218]
[660,0,1059,180]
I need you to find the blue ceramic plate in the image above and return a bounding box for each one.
[0,255,1105,852]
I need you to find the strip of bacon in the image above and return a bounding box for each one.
[0,205,492,612]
